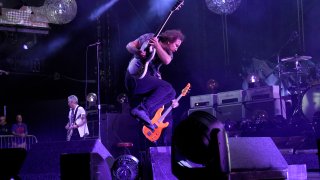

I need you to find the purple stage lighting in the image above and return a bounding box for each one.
[148,0,176,18]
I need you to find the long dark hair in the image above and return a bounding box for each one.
[159,29,185,43]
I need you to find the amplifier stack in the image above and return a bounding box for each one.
[188,86,286,125]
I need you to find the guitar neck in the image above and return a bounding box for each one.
[154,10,174,38]
[158,94,183,122]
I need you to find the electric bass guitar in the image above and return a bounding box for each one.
[142,83,191,142]
[66,114,80,141]
[66,124,74,141]
[127,0,184,79]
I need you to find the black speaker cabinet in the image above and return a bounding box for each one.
[19,140,113,179]
[60,153,111,180]
[244,98,286,120]
[216,103,244,122]
[101,103,141,158]
[0,148,27,179]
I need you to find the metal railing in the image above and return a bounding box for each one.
[0,135,38,150]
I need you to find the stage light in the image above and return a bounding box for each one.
[246,73,260,88]
[116,93,128,104]
[22,35,37,50]
[207,79,219,92]
[22,42,34,50]
[23,44,29,50]
[86,93,97,103]
[205,0,241,15]
[172,111,230,179]
[248,74,259,83]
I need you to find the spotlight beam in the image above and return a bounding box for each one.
[147,0,176,18]
[89,0,119,21]
[20,0,119,60]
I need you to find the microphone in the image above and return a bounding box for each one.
[88,42,101,47]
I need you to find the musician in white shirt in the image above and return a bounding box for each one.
[65,95,89,140]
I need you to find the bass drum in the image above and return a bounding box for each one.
[301,84,320,122]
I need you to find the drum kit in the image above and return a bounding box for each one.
[241,54,320,125]
[277,55,320,124]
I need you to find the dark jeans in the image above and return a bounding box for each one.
[125,72,176,117]
[70,130,84,141]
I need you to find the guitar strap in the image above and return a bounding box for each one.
[72,106,80,124]
[67,106,81,141]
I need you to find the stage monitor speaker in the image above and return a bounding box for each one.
[149,138,288,179]
[148,146,176,180]
[228,137,288,179]
[60,153,110,180]
[0,148,27,179]
[19,139,113,180]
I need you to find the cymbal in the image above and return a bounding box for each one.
[281,71,308,76]
[281,55,312,62]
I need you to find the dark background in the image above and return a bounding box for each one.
[0,0,319,142]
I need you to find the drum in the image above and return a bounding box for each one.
[301,84,320,122]
[307,62,320,85]
[280,60,314,88]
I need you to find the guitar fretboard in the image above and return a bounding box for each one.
[158,94,183,123]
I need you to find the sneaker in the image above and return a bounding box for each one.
[131,107,155,131]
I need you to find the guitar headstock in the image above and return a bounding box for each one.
[171,0,184,12]
[181,83,191,96]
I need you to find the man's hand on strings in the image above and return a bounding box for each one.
[149,37,161,49]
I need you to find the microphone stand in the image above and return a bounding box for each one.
[96,41,102,140]
[86,41,102,140]
[276,53,284,120]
